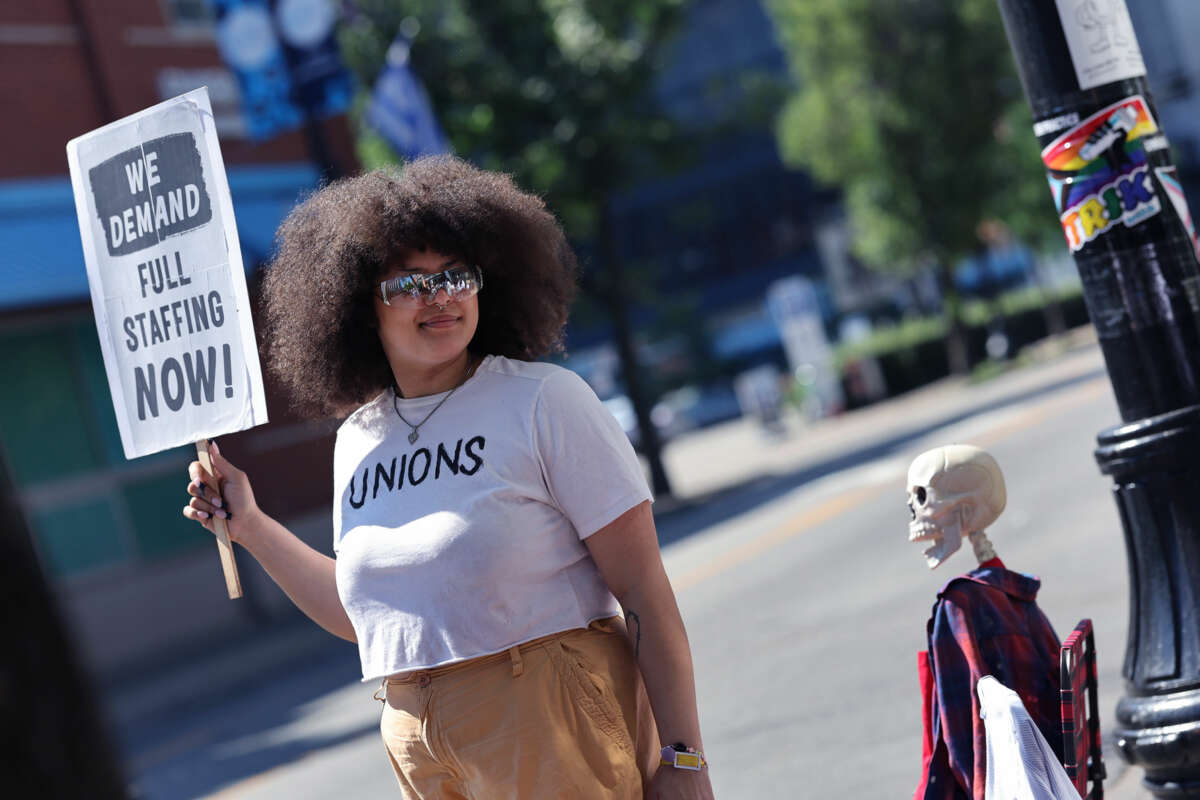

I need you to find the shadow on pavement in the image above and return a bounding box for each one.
[654,365,1107,546]
[123,644,370,800]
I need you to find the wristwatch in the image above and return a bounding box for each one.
[660,742,707,770]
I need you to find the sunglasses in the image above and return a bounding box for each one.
[379,265,484,306]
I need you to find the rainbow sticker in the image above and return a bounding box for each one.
[1042,96,1158,173]
[1040,96,1163,251]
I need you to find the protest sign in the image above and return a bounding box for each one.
[67,88,268,598]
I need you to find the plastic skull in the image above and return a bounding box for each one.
[907,444,1006,569]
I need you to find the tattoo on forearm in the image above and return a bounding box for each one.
[625,609,642,659]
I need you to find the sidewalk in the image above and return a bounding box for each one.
[1107,763,1153,800]
[656,325,1106,512]
[106,618,343,733]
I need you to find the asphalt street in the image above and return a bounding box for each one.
[124,342,1136,799]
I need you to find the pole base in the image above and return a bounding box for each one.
[1099,407,1200,796]
[1115,688,1200,796]
[1096,405,1200,798]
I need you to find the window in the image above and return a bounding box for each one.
[0,316,198,577]
[161,0,214,27]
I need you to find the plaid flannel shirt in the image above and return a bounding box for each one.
[917,565,1062,800]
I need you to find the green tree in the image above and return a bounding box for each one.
[340,0,695,496]
[766,0,1056,373]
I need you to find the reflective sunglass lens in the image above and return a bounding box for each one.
[381,266,481,306]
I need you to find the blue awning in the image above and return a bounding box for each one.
[0,163,320,312]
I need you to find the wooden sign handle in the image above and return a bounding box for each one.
[195,440,242,599]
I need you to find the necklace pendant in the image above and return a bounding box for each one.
[407,429,420,444]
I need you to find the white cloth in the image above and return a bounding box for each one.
[333,355,652,681]
[978,675,1078,800]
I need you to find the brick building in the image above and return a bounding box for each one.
[0,0,358,679]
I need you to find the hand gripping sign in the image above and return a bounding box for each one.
[67,88,268,598]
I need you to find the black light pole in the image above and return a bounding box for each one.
[995,2,1200,796]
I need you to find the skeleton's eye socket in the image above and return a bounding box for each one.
[915,486,927,505]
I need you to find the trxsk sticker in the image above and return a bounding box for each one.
[1042,95,1162,251]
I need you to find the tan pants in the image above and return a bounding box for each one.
[379,617,659,799]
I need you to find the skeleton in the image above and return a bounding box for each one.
[907,444,1006,569]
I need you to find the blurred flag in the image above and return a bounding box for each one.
[211,0,302,140]
[366,35,450,160]
[210,0,351,141]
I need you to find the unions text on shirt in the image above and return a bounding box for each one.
[347,435,486,509]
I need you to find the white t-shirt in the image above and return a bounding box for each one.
[333,355,652,681]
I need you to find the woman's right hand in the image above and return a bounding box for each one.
[183,440,261,545]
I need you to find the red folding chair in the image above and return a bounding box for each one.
[1061,619,1106,799]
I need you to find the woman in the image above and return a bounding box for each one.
[183,157,714,799]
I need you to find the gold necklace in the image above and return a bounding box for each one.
[392,357,476,445]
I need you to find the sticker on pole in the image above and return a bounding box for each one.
[1041,95,1163,251]
[67,88,268,459]
[1054,0,1146,91]
[1156,166,1200,265]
